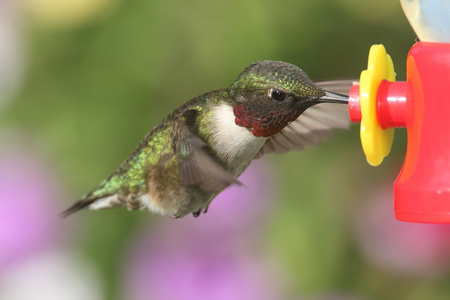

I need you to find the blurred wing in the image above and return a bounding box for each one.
[175,109,241,193]
[256,80,355,158]
[315,79,358,95]
[256,103,349,157]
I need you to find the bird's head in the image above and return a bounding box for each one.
[230,60,347,137]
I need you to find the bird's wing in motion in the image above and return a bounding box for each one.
[256,80,355,157]
[315,79,357,95]
[175,109,241,193]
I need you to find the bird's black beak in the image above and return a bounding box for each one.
[317,91,348,104]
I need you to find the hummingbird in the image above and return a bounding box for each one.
[62,60,350,218]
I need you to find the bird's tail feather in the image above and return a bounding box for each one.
[59,194,105,218]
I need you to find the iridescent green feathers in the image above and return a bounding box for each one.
[230,60,324,98]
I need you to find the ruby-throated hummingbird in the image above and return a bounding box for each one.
[62,60,350,218]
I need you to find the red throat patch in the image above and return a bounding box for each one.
[233,104,300,137]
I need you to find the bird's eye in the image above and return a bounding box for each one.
[270,89,287,101]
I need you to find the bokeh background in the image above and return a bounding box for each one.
[2,0,450,299]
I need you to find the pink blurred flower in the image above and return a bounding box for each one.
[0,136,61,269]
[354,185,450,276]
[0,132,104,300]
[122,161,284,300]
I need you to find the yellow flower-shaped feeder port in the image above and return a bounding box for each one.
[358,44,395,166]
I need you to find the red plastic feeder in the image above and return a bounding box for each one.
[349,42,450,223]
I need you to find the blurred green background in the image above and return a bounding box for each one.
[4,0,450,299]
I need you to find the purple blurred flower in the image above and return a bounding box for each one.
[0,137,61,269]
[354,185,450,276]
[0,132,103,300]
[122,161,284,300]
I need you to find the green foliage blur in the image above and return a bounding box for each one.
[7,0,450,299]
